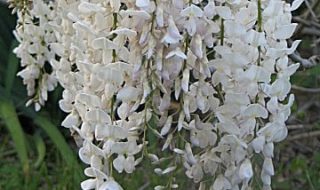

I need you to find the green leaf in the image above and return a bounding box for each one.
[33,133,46,168]
[5,40,19,95]
[0,35,9,65]
[34,116,80,169]
[0,99,29,176]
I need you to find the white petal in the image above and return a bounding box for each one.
[81,179,97,190]
[92,37,118,50]
[263,158,274,176]
[160,115,173,136]
[117,86,141,102]
[50,43,64,56]
[174,78,181,100]
[287,40,301,54]
[181,68,190,92]
[136,0,150,8]
[124,156,135,173]
[177,111,185,131]
[239,159,253,180]
[95,124,129,140]
[85,109,111,123]
[251,136,265,153]
[98,68,123,86]
[99,179,123,190]
[161,16,183,44]
[242,104,268,119]
[90,155,102,170]
[76,93,101,108]
[191,34,203,58]
[154,186,165,190]
[291,0,304,11]
[162,133,173,151]
[181,4,203,18]
[162,166,176,174]
[120,10,151,20]
[217,118,240,135]
[113,155,125,173]
[263,142,274,158]
[274,24,297,40]
[61,112,79,128]
[204,1,216,19]
[78,2,105,14]
[213,175,230,190]
[271,78,291,101]
[110,0,121,12]
[261,170,271,186]
[109,28,137,38]
[215,6,233,19]
[166,48,187,59]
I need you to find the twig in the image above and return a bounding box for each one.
[288,99,315,123]
[304,0,319,21]
[292,85,320,93]
[138,182,150,190]
[301,27,320,36]
[289,52,319,68]
[287,130,320,141]
[302,0,320,20]
[287,124,305,130]
[287,124,315,130]
[293,16,320,29]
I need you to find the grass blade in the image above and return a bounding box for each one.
[33,133,46,168]
[34,116,80,168]
[5,40,19,95]
[0,99,29,176]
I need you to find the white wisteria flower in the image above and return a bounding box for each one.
[11,0,305,189]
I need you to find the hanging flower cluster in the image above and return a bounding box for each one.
[12,0,304,189]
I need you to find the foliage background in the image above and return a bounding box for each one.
[0,1,319,190]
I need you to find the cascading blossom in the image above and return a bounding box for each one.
[11,0,305,189]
